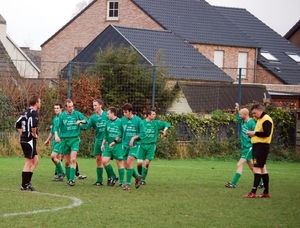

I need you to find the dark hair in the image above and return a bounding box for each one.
[146,109,155,116]
[122,103,133,112]
[93,99,104,106]
[107,107,117,116]
[251,104,263,111]
[29,95,40,106]
[54,103,63,109]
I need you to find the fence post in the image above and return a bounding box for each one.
[67,61,72,99]
[237,68,242,137]
[151,66,157,109]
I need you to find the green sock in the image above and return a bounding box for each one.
[259,179,264,186]
[126,168,133,186]
[97,167,103,183]
[232,173,241,185]
[56,162,64,175]
[65,167,70,181]
[137,165,142,175]
[104,164,116,179]
[69,168,76,181]
[118,168,125,184]
[132,169,139,179]
[142,167,148,181]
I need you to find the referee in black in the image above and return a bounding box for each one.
[244,104,273,198]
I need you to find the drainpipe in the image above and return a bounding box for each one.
[254,48,259,83]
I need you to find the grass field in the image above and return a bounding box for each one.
[0,157,299,228]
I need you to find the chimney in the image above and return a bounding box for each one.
[0,14,7,45]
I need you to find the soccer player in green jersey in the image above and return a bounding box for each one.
[137,109,170,185]
[44,103,65,181]
[225,103,258,188]
[83,99,108,186]
[54,99,88,186]
[101,107,124,187]
[121,103,146,190]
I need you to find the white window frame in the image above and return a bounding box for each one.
[285,52,300,63]
[237,52,247,78]
[107,0,119,21]
[75,47,83,56]
[260,50,279,62]
[214,50,224,68]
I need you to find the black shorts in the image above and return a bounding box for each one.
[20,138,37,159]
[252,143,269,168]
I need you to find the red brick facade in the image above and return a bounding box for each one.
[41,0,163,78]
[287,29,300,49]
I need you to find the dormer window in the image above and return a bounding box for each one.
[107,0,119,21]
[285,52,300,63]
[260,51,279,62]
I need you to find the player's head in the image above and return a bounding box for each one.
[93,99,104,112]
[239,108,249,120]
[251,104,264,119]
[65,99,74,114]
[54,103,62,115]
[122,103,133,118]
[107,107,117,120]
[146,109,156,120]
[29,95,41,110]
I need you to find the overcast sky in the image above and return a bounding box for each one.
[1,0,299,50]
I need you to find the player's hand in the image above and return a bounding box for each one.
[129,138,134,148]
[109,142,115,148]
[44,140,49,146]
[55,136,60,143]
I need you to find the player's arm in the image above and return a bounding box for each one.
[31,127,38,139]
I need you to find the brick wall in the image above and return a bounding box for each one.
[288,29,300,49]
[41,0,163,78]
[192,44,256,83]
[255,64,283,84]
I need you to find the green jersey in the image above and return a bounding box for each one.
[55,110,87,138]
[121,115,146,148]
[236,114,256,148]
[84,111,108,140]
[104,117,123,143]
[142,119,171,144]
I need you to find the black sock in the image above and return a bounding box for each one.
[22,172,30,187]
[28,172,33,184]
[76,162,79,176]
[251,173,261,193]
[261,173,269,194]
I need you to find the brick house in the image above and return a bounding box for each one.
[41,0,300,109]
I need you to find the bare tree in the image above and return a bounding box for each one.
[72,0,94,18]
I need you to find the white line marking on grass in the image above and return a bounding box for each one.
[0,188,82,217]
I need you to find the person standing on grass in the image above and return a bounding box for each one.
[82,99,108,186]
[121,103,146,190]
[54,99,88,186]
[225,103,263,188]
[244,104,273,198]
[137,109,170,185]
[101,107,124,187]
[15,95,41,191]
[44,103,65,181]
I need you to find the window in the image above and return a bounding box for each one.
[285,52,300,63]
[214,50,224,68]
[107,0,119,20]
[237,52,247,78]
[260,50,279,62]
[75,48,83,56]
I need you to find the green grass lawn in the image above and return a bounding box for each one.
[0,157,299,228]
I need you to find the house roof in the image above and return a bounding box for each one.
[131,0,259,48]
[215,6,300,85]
[0,39,19,77]
[284,20,300,40]
[177,82,271,113]
[69,24,234,82]
[20,47,41,70]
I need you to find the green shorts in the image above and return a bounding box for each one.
[93,139,103,156]
[52,140,62,154]
[137,143,156,160]
[60,137,80,155]
[103,143,123,160]
[123,144,140,160]
[241,147,252,161]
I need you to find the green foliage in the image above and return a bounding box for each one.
[0,92,15,131]
[87,44,174,114]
